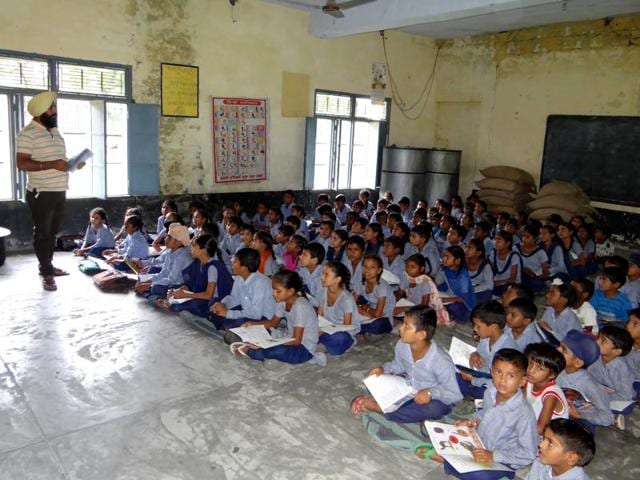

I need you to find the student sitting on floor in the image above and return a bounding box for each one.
[381,235,405,286]
[160,234,233,318]
[517,224,550,294]
[505,297,541,352]
[525,418,595,480]
[290,204,309,240]
[273,224,294,260]
[315,220,334,252]
[456,301,518,400]
[354,255,396,337]
[588,325,634,402]
[524,343,569,434]
[282,234,306,272]
[590,267,632,323]
[297,242,324,306]
[436,246,477,323]
[571,278,598,335]
[151,199,178,250]
[251,200,270,232]
[280,189,295,219]
[251,231,277,277]
[268,206,283,239]
[103,215,149,270]
[233,270,319,365]
[539,278,582,343]
[556,330,614,430]
[209,247,276,331]
[134,224,193,300]
[73,207,115,258]
[408,223,440,278]
[284,215,304,240]
[113,207,142,242]
[317,261,359,356]
[350,306,462,423]
[333,194,351,226]
[343,235,365,291]
[359,188,375,218]
[394,253,450,326]
[239,223,255,250]
[625,308,640,396]
[326,228,348,263]
[501,283,535,308]
[621,252,640,309]
[465,238,494,305]
[436,348,539,479]
[219,215,243,257]
[363,222,384,256]
[489,231,523,297]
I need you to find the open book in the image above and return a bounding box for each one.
[449,337,491,379]
[363,374,414,413]
[68,148,93,172]
[562,387,635,413]
[423,421,513,474]
[229,325,294,349]
[534,321,560,346]
[381,269,400,285]
[318,315,358,335]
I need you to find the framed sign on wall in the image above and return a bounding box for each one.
[160,63,199,117]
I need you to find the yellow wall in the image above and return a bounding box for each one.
[0,0,437,194]
[433,16,640,201]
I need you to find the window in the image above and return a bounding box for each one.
[0,50,133,200]
[306,90,389,191]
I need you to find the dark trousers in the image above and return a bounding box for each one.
[247,344,313,364]
[456,373,487,400]
[26,190,66,276]
[384,399,452,423]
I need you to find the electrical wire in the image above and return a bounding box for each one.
[381,30,440,121]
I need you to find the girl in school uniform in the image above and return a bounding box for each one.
[436,246,477,323]
[354,255,396,336]
[363,222,384,256]
[191,208,211,239]
[73,207,115,258]
[317,261,359,355]
[160,235,233,318]
[540,225,569,280]
[251,231,277,277]
[326,229,348,263]
[464,238,494,304]
[394,254,450,326]
[517,224,550,294]
[113,207,142,243]
[282,234,306,272]
[234,270,319,365]
[104,215,149,270]
[152,199,178,249]
[573,223,598,277]
[489,231,523,297]
[268,207,283,239]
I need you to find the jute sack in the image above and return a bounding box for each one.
[528,195,591,212]
[480,166,535,186]
[482,196,530,209]
[485,204,519,216]
[537,181,583,198]
[480,192,533,205]
[476,177,535,193]
[529,208,574,222]
[477,188,534,202]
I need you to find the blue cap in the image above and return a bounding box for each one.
[629,252,640,266]
[562,329,600,367]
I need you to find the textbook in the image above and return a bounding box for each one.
[449,337,492,379]
[423,421,513,474]
[362,374,414,413]
[395,298,416,308]
[534,321,560,347]
[318,315,358,335]
[562,387,634,413]
[169,297,192,305]
[68,148,93,172]
[229,325,294,349]
[381,269,400,285]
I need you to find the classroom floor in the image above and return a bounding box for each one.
[0,253,638,480]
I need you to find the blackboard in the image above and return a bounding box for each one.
[541,115,640,207]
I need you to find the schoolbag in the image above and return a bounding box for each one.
[92,270,136,293]
[79,259,104,276]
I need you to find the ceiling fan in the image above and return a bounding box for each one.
[280,0,377,18]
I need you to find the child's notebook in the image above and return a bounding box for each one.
[363,374,414,413]
[229,325,293,349]
[423,421,513,474]
[318,315,358,335]
[449,337,491,379]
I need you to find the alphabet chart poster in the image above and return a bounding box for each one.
[212,97,268,183]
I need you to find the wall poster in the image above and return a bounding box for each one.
[161,63,199,117]
[212,97,268,183]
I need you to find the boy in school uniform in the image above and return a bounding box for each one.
[274,224,295,259]
[297,242,325,307]
[587,325,634,402]
[315,220,334,252]
[289,204,310,240]
[438,348,539,479]
[342,235,365,291]
[571,279,598,335]
[409,223,441,278]
[220,215,244,257]
[358,189,375,218]
[556,330,614,429]
[280,189,295,219]
[456,301,519,399]
[620,252,640,308]
[526,418,595,480]
[398,196,413,225]
[625,309,640,396]
[381,236,405,286]
[333,194,352,226]
[590,267,632,322]
[209,248,276,331]
[285,215,307,241]
[505,297,542,352]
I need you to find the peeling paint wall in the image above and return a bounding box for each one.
[433,16,640,201]
[0,0,437,194]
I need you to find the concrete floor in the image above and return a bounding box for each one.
[0,253,638,480]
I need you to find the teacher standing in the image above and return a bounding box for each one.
[16,91,70,291]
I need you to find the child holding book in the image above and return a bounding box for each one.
[436,246,477,323]
[456,301,518,399]
[525,418,595,480]
[104,215,149,270]
[556,330,614,430]
[505,297,542,352]
[437,348,539,479]
[587,325,634,402]
[317,261,359,355]
[354,255,395,336]
[351,306,462,422]
[539,278,582,343]
[524,343,569,434]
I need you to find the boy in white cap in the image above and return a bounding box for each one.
[16,91,71,291]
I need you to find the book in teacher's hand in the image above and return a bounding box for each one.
[68,148,93,172]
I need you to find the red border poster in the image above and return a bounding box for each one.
[212,97,268,183]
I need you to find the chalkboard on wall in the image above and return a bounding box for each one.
[541,115,640,207]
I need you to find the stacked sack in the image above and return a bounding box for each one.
[528,181,594,222]
[475,166,536,216]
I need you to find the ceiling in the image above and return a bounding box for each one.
[262,0,640,39]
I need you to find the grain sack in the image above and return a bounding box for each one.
[480,166,535,186]
[476,177,535,193]
[528,195,589,212]
[529,208,574,222]
[537,181,583,198]
[485,204,519,216]
[482,196,530,209]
